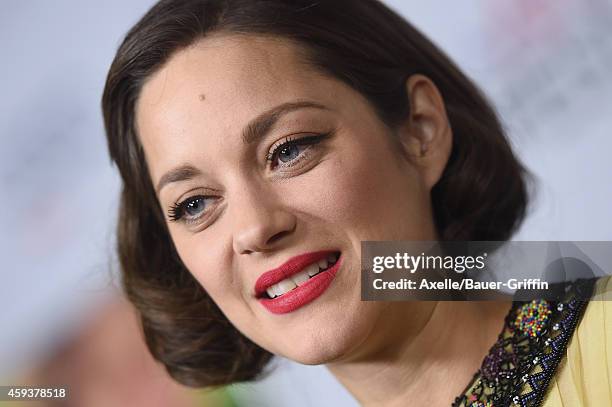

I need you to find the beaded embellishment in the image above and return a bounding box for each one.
[513,300,551,338]
[452,279,596,407]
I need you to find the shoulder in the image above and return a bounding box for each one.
[543,276,612,406]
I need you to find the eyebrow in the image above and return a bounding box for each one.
[155,100,329,194]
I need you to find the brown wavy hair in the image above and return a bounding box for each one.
[101,0,529,388]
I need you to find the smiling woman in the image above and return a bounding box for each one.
[102,1,611,406]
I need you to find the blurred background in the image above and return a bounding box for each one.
[1,0,611,406]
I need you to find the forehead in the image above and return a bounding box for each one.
[139,34,317,105]
[135,34,340,178]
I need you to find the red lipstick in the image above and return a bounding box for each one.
[255,250,342,314]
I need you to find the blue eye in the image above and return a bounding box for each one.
[267,133,330,169]
[278,144,302,163]
[168,195,211,222]
[184,196,206,216]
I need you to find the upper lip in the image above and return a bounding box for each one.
[254,250,338,298]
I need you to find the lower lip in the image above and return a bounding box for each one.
[259,256,342,314]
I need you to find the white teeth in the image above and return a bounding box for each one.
[277,279,297,295]
[265,253,341,298]
[305,263,320,277]
[265,278,297,299]
[266,287,277,298]
[270,282,283,297]
[291,270,310,286]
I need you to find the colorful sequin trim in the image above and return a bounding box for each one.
[514,300,551,338]
[453,278,596,407]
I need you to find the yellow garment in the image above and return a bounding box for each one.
[542,276,612,406]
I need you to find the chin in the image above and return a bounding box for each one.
[279,340,354,366]
[272,303,383,366]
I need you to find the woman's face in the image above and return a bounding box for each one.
[136,34,442,364]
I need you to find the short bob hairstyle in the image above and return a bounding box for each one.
[102,0,528,388]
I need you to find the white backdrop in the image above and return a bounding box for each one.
[1,1,611,405]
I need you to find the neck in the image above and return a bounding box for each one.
[326,300,512,407]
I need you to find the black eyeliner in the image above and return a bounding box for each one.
[265,132,332,163]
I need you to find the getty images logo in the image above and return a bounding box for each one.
[371,252,488,274]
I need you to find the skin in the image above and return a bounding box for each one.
[136,34,511,406]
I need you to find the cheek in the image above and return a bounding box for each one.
[335,140,431,241]
[171,234,234,301]
[172,236,263,339]
[283,134,430,242]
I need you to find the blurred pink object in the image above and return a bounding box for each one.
[17,295,230,407]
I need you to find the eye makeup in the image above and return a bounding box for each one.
[265,132,332,170]
[166,129,335,227]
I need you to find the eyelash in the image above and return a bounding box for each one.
[168,132,331,224]
[265,132,331,169]
[168,195,216,224]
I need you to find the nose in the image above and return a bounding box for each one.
[231,184,297,255]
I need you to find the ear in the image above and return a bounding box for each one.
[397,74,453,190]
